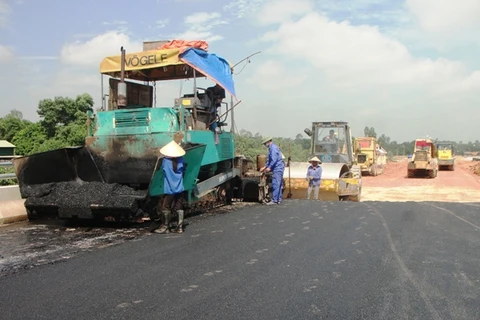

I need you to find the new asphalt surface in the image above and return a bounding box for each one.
[1,200,479,320]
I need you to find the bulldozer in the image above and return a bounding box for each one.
[12,40,267,222]
[283,121,362,201]
[407,138,438,178]
[354,137,387,176]
[436,142,455,171]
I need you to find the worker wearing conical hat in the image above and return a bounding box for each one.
[154,140,187,234]
[306,156,322,200]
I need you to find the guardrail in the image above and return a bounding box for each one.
[0,157,20,181]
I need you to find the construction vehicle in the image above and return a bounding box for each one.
[283,121,362,201]
[407,138,438,178]
[436,142,455,171]
[354,137,387,176]
[13,40,268,222]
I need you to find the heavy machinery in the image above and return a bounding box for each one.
[407,138,438,178]
[283,121,362,201]
[436,142,455,171]
[354,137,387,176]
[13,40,266,222]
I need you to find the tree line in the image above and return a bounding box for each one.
[1,94,479,185]
[0,93,93,185]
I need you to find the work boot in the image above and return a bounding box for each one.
[176,210,184,233]
[154,210,171,234]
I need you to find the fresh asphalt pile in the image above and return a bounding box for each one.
[23,181,147,210]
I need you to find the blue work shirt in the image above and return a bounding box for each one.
[162,157,185,194]
[306,165,322,186]
[265,143,285,173]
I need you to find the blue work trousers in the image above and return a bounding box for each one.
[271,170,283,203]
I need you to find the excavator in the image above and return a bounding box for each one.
[283,121,362,201]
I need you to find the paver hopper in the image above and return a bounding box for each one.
[284,121,362,201]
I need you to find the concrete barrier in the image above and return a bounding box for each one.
[0,185,28,224]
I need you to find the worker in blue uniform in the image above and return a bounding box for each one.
[260,137,285,205]
[154,140,187,234]
[306,156,322,200]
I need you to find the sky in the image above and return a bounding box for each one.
[0,0,479,142]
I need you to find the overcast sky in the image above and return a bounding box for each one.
[1,0,479,142]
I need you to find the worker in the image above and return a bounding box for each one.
[153,140,187,234]
[206,83,226,133]
[206,83,226,107]
[306,156,322,200]
[323,129,337,141]
[259,137,285,205]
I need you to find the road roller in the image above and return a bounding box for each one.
[283,121,362,201]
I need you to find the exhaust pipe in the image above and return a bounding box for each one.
[118,46,127,108]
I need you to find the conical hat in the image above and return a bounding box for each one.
[281,152,285,160]
[262,137,272,144]
[160,141,186,157]
[309,156,321,163]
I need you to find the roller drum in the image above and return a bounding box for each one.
[283,162,350,201]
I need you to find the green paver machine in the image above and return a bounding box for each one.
[13,40,256,222]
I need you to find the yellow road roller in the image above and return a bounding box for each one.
[283,121,362,201]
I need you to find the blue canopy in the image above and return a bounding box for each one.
[180,48,236,98]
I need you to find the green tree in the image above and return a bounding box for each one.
[0,110,32,142]
[53,123,87,146]
[377,133,390,148]
[364,126,377,138]
[11,122,47,156]
[37,93,93,137]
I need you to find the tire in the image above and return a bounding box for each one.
[349,194,361,202]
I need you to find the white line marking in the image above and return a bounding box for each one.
[426,203,480,230]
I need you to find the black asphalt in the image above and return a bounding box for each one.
[1,200,479,320]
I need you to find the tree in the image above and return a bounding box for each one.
[11,122,47,156]
[37,93,93,137]
[377,134,390,148]
[295,133,304,143]
[364,126,377,138]
[0,110,32,142]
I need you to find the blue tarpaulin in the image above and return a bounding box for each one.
[180,48,236,98]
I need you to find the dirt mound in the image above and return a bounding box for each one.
[468,162,480,176]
